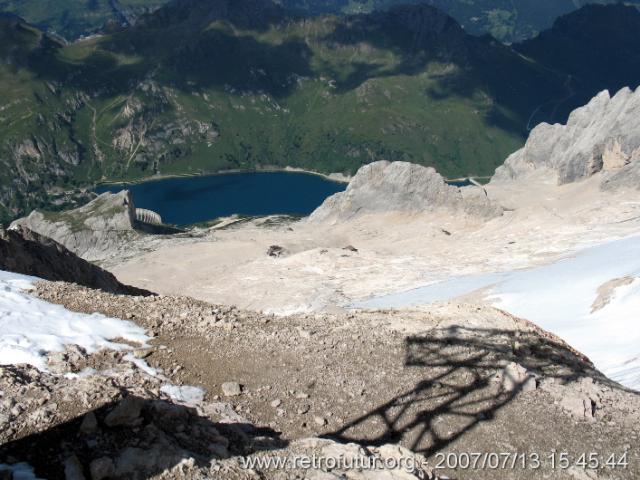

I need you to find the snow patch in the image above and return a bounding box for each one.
[64,367,98,380]
[123,353,159,376]
[0,270,150,371]
[160,384,205,406]
[353,235,640,390]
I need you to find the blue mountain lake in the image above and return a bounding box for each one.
[95,171,346,226]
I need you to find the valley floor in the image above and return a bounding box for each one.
[109,174,640,390]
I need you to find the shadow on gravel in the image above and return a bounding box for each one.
[325,325,615,456]
[0,392,285,480]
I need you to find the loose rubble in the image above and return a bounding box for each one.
[0,280,636,479]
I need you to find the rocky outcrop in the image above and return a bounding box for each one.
[0,362,436,480]
[601,158,640,192]
[492,86,640,187]
[10,191,140,261]
[309,161,502,223]
[0,226,150,295]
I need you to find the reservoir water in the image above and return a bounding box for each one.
[96,171,346,226]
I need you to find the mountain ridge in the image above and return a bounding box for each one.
[4,0,639,43]
[1,2,640,224]
[492,86,640,188]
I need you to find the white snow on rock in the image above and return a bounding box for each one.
[160,384,206,406]
[123,353,159,377]
[0,270,149,371]
[353,234,640,390]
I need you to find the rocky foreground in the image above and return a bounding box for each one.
[0,277,638,479]
[2,87,640,479]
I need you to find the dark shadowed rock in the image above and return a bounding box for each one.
[0,226,151,296]
[104,396,145,427]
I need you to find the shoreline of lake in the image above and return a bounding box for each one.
[94,166,490,190]
[95,166,352,189]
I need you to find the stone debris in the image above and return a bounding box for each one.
[314,416,327,426]
[221,382,243,397]
[0,280,637,479]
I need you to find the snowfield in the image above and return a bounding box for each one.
[354,234,640,390]
[0,270,149,371]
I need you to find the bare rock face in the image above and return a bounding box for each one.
[309,161,502,223]
[492,86,640,187]
[601,157,640,191]
[0,226,150,296]
[10,191,139,261]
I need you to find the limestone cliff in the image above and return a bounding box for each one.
[492,86,640,187]
[309,161,502,223]
[10,191,139,262]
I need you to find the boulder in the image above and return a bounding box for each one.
[221,382,243,397]
[79,412,99,435]
[267,245,286,258]
[64,455,86,480]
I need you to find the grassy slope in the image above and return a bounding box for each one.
[0,0,166,39]
[2,2,637,223]
[69,8,548,179]
[3,0,640,43]
[281,0,640,43]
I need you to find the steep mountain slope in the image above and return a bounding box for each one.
[4,272,639,478]
[493,86,640,186]
[0,17,95,223]
[2,1,640,225]
[3,0,640,43]
[281,0,640,43]
[0,0,165,39]
[0,2,553,223]
[516,3,640,105]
